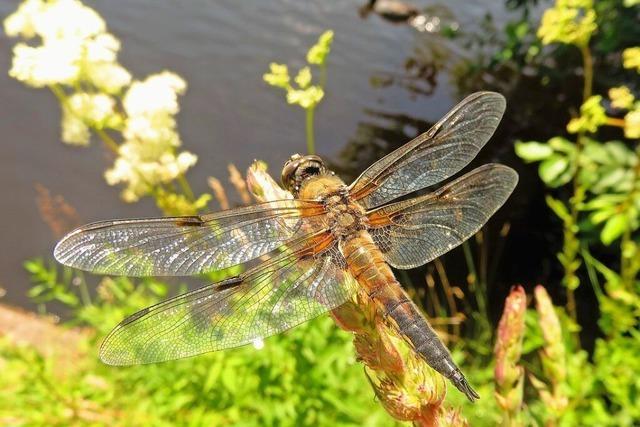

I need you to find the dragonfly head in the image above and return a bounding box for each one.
[281,154,327,195]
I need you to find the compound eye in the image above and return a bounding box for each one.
[303,165,320,175]
[304,160,325,176]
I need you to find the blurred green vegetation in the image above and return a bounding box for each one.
[4,263,395,426]
[452,0,640,425]
[2,0,640,425]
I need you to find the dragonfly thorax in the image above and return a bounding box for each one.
[323,192,369,239]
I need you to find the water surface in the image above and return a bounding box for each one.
[0,0,517,309]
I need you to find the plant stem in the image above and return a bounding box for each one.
[49,84,66,105]
[462,241,486,317]
[620,147,640,288]
[579,44,593,101]
[581,248,604,302]
[76,271,92,307]
[319,63,327,89]
[562,44,594,325]
[177,174,196,202]
[563,155,583,326]
[95,128,120,154]
[434,258,461,339]
[305,107,315,154]
[605,117,626,128]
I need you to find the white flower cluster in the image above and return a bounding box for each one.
[5,0,131,93]
[5,0,131,146]
[6,0,200,205]
[105,72,198,202]
[62,93,119,145]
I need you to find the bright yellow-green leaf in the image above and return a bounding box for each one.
[590,208,617,225]
[581,139,611,164]
[605,141,635,165]
[546,195,571,222]
[539,154,571,186]
[581,194,626,211]
[601,213,628,245]
[591,168,627,193]
[515,141,554,162]
[548,136,576,154]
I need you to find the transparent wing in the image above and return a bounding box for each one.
[367,164,517,269]
[348,92,506,209]
[54,199,328,276]
[99,232,358,365]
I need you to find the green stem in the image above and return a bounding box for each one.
[462,241,486,317]
[37,303,47,316]
[49,84,66,105]
[620,147,640,288]
[305,107,315,155]
[563,175,582,328]
[76,271,92,307]
[581,248,604,302]
[95,128,120,154]
[177,174,196,202]
[579,44,593,101]
[561,43,594,325]
[319,63,327,90]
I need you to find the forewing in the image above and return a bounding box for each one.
[99,233,358,365]
[367,164,517,269]
[54,199,327,276]
[348,92,506,209]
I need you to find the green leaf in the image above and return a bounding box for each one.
[548,136,576,154]
[581,194,626,211]
[601,213,628,245]
[582,139,611,164]
[605,141,635,166]
[590,207,617,224]
[57,291,79,306]
[539,154,571,186]
[546,195,571,222]
[591,168,627,193]
[515,141,553,162]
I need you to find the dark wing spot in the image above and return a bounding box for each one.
[175,217,204,227]
[215,277,244,292]
[119,307,151,326]
[438,186,452,198]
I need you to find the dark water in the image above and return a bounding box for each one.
[0,0,525,310]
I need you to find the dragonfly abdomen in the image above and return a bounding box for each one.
[378,285,479,401]
[340,231,480,402]
[375,282,479,402]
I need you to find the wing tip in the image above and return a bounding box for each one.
[492,163,519,189]
[99,352,138,367]
[53,228,79,266]
[475,163,519,188]
[99,324,140,366]
[469,90,506,109]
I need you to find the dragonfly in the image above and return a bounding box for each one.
[54,91,517,402]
